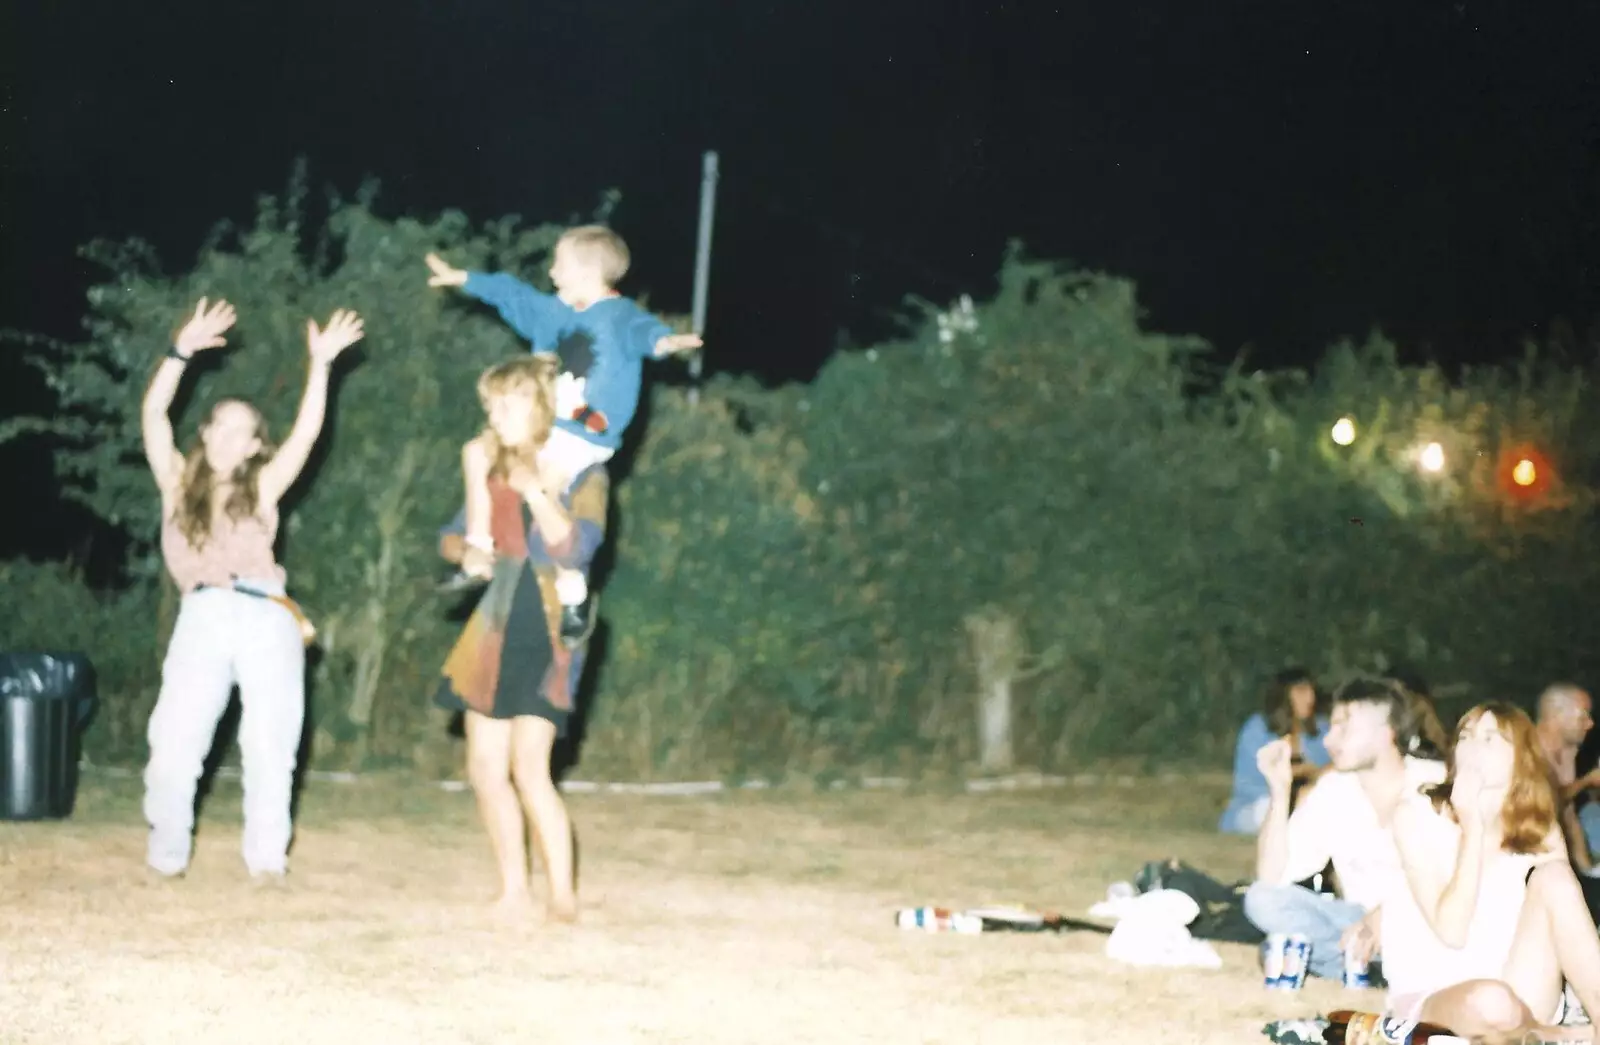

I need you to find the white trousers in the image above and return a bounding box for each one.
[142,581,306,876]
[542,427,607,607]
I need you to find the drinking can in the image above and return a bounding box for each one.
[1263,932,1311,990]
[1342,945,1372,989]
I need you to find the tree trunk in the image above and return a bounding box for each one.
[963,606,1022,774]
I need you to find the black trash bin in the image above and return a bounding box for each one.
[1,652,98,821]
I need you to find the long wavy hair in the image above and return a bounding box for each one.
[475,355,559,480]
[1424,700,1557,854]
[172,399,275,550]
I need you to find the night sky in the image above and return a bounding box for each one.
[3,0,1598,558]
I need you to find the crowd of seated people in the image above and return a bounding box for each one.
[1220,672,1600,1042]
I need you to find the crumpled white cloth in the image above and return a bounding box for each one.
[1093,886,1223,969]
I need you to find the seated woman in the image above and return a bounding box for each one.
[1219,667,1331,834]
[1382,701,1600,1044]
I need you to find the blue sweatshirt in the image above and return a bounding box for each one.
[461,272,674,451]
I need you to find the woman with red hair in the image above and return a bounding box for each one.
[1383,701,1600,1042]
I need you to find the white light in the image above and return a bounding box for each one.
[1419,442,1445,472]
[1330,417,1356,446]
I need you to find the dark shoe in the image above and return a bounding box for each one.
[560,595,595,648]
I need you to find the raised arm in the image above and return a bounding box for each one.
[1391,789,1487,949]
[257,310,364,506]
[142,298,237,495]
[425,252,563,348]
[1254,737,1304,882]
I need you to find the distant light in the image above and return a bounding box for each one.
[1512,458,1537,487]
[1330,417,1356,446]
[1419,442,1445,473]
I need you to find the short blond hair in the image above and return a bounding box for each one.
[559,225,631,286]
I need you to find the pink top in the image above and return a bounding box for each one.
[160,496,285,593]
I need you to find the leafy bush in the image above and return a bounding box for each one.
[6,171,1599,780]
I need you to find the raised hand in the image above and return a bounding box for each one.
[1474,783,1507,828]
[425,252,468,288]
[1450,768,1503,830]
[307,309,365,366]
[1449,767,1479,811]
[174,298,238,356]
[1256,737,1295,796]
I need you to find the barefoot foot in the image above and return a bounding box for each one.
[491,890,537,923]
[545,896,579,925]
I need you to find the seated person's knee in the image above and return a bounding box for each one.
[1458,980,1530,1033]
[1242,880,1293,929]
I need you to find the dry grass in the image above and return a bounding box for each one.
[0,769,1373,1044]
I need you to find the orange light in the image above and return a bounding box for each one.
[1497,445,1553,500]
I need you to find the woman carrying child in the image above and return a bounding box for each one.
[435,354,608,924]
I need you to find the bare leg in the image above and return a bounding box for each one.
[1417,979,1578,1044]
[464,712,532,914]
[510,716,576,923]
[1503,861,1600,1032]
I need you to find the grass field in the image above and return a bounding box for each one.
[0,768,1374,1044]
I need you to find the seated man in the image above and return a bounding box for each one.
[1244,677,1447,982]
[1534,682,1600,873]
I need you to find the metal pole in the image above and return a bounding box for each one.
[687,150,719,406]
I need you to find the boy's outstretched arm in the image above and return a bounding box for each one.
[625,311,702,361]
[424,253,469,287]
[424,252,563,348]
[655,332,703,357]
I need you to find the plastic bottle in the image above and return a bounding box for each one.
[895,907,984,933]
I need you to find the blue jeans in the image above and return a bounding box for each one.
[1243,881,1367,980]
[1580,803,1600,859]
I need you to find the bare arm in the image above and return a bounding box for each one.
[1392,798,1484,949]
[1254,738,1297,883]
[457,438,495,578]
[463,439,492,544]
[142,298,237,495]
[141,356,188,495]
[1565,768,1600,802]
[1562,803,1594,872]
[258,311,364,506]
[521,482,574,549]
